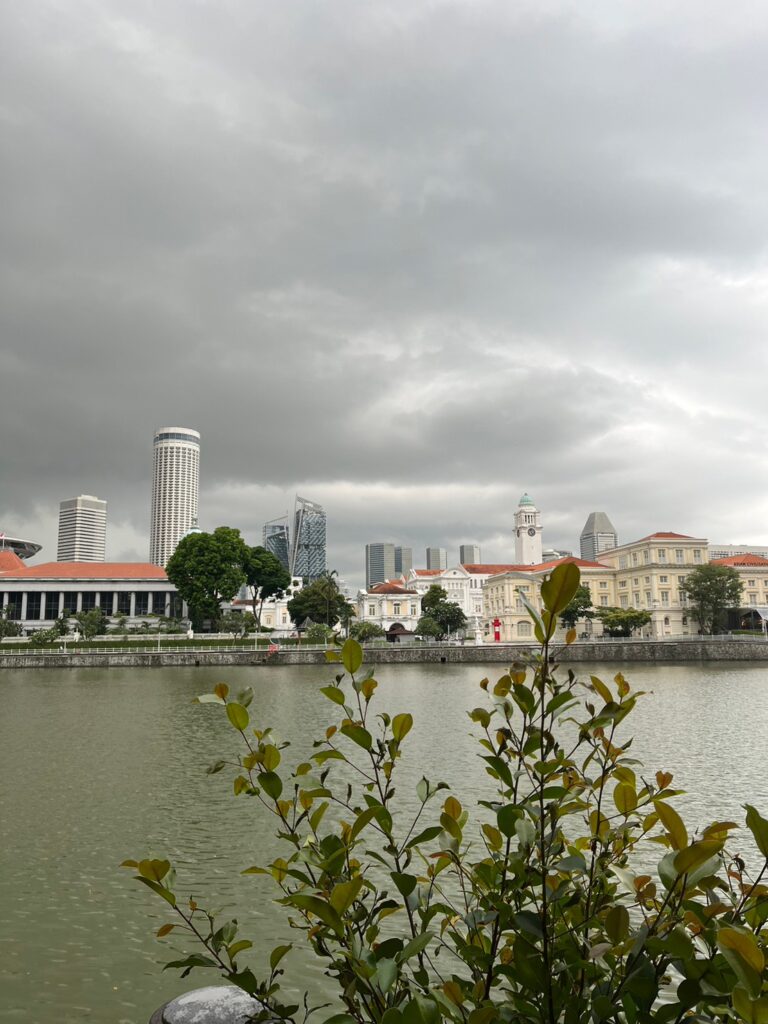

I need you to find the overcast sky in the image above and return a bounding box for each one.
[3,0,768,589]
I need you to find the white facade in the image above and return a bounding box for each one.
[57,495,107,562]
[356,582,421,632]
[149,427,200,568]
[514,494,543,565]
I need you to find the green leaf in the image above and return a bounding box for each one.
[745,804,768,858]
[227,939,252,959]
[350,805,383,840]
[733,988,768,1024]
[341,638,363,674]
[262,744,281,771]
[391,872,418,897]
[605,905,630,942]
[137,876,176,906]
[260,771,282,800]
[341,724,372,750]
[269,944,292,971]
[320,686,346,706]
[330,877,363,915]
[655,800,688,850]
[540,562,581,616]
[374,958,397,994]
[206,759,227,774]
[717,927,764,998]
[614,783,638,815]
[405,825,442,849]
[287,894,344,937]
[397,931,433,962]
[674,839,723,876]
[226,702,249,731]
[138,858,171,882]
[497,804,520,838]
[392,713,413,742]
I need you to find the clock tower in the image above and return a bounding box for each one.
[514,493,543,565]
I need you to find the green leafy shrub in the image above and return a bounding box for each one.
[124,563,768,1024]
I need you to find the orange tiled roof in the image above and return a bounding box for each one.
[412,569,443,576]
[710,553,768,567]
[368,582,418,595]
[0,559,168,580]
[0,550,26,574]
[462,563,527,575]
[638,532,697,541]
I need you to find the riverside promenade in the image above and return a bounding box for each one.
[2,636,768,669]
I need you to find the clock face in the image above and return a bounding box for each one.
[527,527,536,537]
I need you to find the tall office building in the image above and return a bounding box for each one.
[366,543,396,588]
[580,512,618,562]
[263,517,290,571]
[426,547,448,570]
[57,495,107,561]
[394,545,412,576]
[290,496,326,581]
[460,544,481,564]
[149,427,200,567]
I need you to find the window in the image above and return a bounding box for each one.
[658,549,667,562]
[633,592,640,605]
[599,581,607,589]
[116,592,131,615]
[633,578,639,586]
[664,616,670,626]
[135,593,149,615]
[26,593,42,620]
[644,576,650,584]
[620,594,629,608]
[632,553,639,565]
[749,592,758,603]
[675,549,684,563]
[645,591,651,607]
[600,596,608,606]
[410,605,416,616]
[517,621,532,637]
[694,549,702,563]
[643,550,650,564]
[81,591,97,611]
[659,575,668,583]
[748,580,755,586]
[661,592,669,605]
[619,556,628,569]
[393,603,401,615]
[369,605,376,616]
[619,579,627,588]
[678,576,686,585]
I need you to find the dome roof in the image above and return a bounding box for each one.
[518,493,535,507]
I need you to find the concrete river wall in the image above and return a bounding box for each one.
[3,638,768,669]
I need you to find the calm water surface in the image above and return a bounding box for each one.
[1,660,767,1023]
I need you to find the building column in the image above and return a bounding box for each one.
[76,592,83,613]
[2,591,8,609]
[39,593,46,621]
[57,592,64,618]
[21,592,28,621]
[130,593,136,617]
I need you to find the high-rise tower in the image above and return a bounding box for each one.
[580,512,618,561]
[290,496,326,581]
[57,495,107,561]
[149,427,200,567]
[263,517,290,571]
[514,493,543,565]
[366,543,396,588]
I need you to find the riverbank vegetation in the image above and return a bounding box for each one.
[125,563,768,1024]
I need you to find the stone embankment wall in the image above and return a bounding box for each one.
[2,639,768,670]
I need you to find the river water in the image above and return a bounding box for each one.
[1,660,767,1023]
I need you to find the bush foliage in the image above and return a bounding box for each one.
[125,563,768,1024]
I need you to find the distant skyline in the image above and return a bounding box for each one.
[3,2,768,590]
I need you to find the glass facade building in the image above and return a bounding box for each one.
[290,497,326,582]
[263,518,290,571]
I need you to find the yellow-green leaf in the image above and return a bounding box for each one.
[138,858,171,882]
[655,800,688,850]
[330,877,364,915]
[262,744,281,771]
[226,702,249,731]
[613,783,637,816]
[540,562,580,616]
[674,839,723,876]
[341,638,363,675]
[392,713,413,742]
[214,683,229,700]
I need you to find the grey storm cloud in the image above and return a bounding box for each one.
[2,0,768,587]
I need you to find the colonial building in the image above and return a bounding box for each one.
[482,557,613,642]
[356,582,421,634]
[594,532,707,637]
[0,550,183,632]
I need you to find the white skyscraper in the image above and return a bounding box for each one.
[149,427,200,567]
[57,495,107,561]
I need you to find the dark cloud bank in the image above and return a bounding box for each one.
[2,1,768,587]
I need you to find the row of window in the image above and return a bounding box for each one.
[618,549,703,569]
[2,591,181,620]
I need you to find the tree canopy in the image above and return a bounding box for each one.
[596,606,651,637]
[242,546,291,627]
[165,526,248,630]
[350,621,386,641]
[679,564,743,635]
[420,584,467,638]
[287,573,353,628]
[559,584,595,629]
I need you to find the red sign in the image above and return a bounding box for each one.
[493,618,501,642]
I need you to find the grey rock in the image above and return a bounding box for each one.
[150,986,265,1024]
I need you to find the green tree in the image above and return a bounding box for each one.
[127,562,768,1024]
[242,546,291,628]
[680,563,743,635]
[415,614,442,638]
[596,606,652,637]
[74,607,109,639]
[165,527,247,631]
[304,622,332,645]
[349,621,386,641]
[420,583,467,638]
[559,583,594,629]
[0,607,22,638]
[287,573,352,628]
[219,611,249,637]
